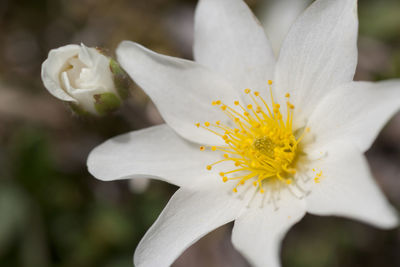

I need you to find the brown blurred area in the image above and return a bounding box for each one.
[0,0,399,267]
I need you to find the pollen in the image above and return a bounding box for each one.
[198,80,310,194]
[314,170,323,183]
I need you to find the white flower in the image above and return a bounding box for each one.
[41,43,127,115]
[87,0,400,266]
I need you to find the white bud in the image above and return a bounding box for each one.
[41,43,127,116]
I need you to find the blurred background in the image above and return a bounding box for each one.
[0,0,399,266]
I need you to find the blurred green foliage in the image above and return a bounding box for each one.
[1,126,171,267]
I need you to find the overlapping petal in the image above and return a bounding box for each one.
[87,124,221,187]
[134,184,246,267]
[194,0,275,98]
[306,141,398,229]
[41,44,80,102]
[275,0,358,122]
[232,191,306,267]
[260,0,312,56]
[117,41,241,145]
[307,80,400,152]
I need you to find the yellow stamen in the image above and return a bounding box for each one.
[314,170,323,183]
[199,81,311,194]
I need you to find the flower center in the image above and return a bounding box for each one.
[198,80,310,194]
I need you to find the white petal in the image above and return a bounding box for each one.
[77,43,94,67]
[87,124,221,187]
[134,185,245,267]
[75,45,115,92]
[41,44,80,102]
[275,0,358,121]
[232,190,306,267]
[308,80,400,152]
[117,41,241,145]
[260,0,312,56]
[194,0,275,97]
[306,141,399,229]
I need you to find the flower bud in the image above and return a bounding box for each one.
[41,43,130,116]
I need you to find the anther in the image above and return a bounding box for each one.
[206,165,212,171]
[234,101,239,105]
[268,80,273,85]
[204,122,210,127]
[285,93,290,98]
[244,88,251,94]
[200,146,205,151]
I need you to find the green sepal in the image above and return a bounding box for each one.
[110,58,131,99]
[68,102,91,117]
[93,92,121,116]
